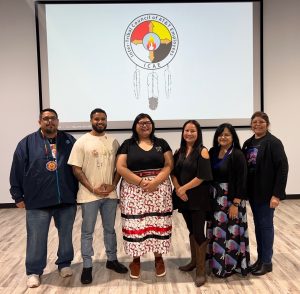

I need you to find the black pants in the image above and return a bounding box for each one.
[181,210,206,246]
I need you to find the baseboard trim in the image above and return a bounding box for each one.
[0,203,17,208]
[286,194,300,199]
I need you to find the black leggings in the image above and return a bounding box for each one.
[181,210,206,246]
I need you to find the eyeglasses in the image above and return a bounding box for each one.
[138,121,152,126]
[41,116,58,122]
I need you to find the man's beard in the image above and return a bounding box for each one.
[92,123,106,134]
[44,125,57,135]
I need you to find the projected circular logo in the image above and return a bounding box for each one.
[124,14,178,69]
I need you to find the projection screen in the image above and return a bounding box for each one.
[35,1,262,130]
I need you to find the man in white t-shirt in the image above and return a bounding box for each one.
[68,108,128,284]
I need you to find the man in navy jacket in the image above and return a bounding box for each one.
[10,108,78,288]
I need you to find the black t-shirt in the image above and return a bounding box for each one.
[117,138,171,171]
[245,136,267,196]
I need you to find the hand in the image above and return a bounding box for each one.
[93,184,110,197]
[175,186,188,201]
[142,179,159,193]
[16,201,25,208]
[179,193,188,202]
[176,186,187,197]
[270,196,280,208]
[229,205,238,220]
[101,184,115,194]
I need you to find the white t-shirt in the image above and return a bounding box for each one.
[68,132,119,203]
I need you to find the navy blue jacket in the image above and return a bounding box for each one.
[242,132,288,204]
[10,130,78,209]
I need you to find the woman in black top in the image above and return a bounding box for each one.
[116,113,173,279]
[207,123,250,278]
[171,120,212,287]
[242,111,288,276]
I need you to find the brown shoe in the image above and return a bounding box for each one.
[129,258,140,279]
[155,256,166,277]
[179,235,196,271]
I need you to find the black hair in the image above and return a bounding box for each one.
[212,123,241,150]
[39,108,58,119]
[90,108,107,119]
[174,120,203,170]
[180,120,203,151]
[131,113,156,142]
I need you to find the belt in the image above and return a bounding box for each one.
[134,170,161,177]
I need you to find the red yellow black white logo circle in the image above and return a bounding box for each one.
[46,161,57,171]
[124,14,178,70]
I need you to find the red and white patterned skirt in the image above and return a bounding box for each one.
[120,169,173,257]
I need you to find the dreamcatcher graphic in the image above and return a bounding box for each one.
[124,14,179,110]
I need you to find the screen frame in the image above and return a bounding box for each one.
[35,0,263,132]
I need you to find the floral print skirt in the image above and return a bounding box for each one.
[207,182,250,277]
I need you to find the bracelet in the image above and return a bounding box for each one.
[138,178,143,186]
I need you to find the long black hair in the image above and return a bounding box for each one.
[212,123,241,150]
[179,120,203,152]
[131,113,156,142]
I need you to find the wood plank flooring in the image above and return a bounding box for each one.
[0,200,299,294]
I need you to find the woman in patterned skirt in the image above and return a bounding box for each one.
[116,113,173,279]
[207,123,250,277]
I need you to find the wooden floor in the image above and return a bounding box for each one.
[0,200,300,294]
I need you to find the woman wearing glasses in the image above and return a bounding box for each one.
[207,123,250,278]
[242,111,288,276]
[116,113,173,279]
[171,120,213,287]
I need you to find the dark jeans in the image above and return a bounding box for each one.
[181,210,206,246]
[26,204,77,275]
[250,201,275,264]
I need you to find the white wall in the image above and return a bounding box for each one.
[0,0,299,203]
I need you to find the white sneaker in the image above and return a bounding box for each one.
[27,274,40,288]
[60,267,73,278]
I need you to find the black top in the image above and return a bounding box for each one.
[172,146,213,211]
[209,147,247,201]
[242,132,289,204]
[117,137,171,171]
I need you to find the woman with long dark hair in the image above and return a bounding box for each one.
[207,123,250,277]
[171,120,212,287]
[116,113,173,279]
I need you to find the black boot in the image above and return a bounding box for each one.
[179,235,196,271]
[81,267,92,284]
[195,239,209,287]
[252,263,272,276]
[249,259,261,272]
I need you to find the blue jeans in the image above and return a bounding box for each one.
[26,204,77,275]
[81,198,118,268]
[250,201,275,264]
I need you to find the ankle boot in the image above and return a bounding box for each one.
[195,239,209,287]
[179,235,196,271]
[129,257,140,279]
